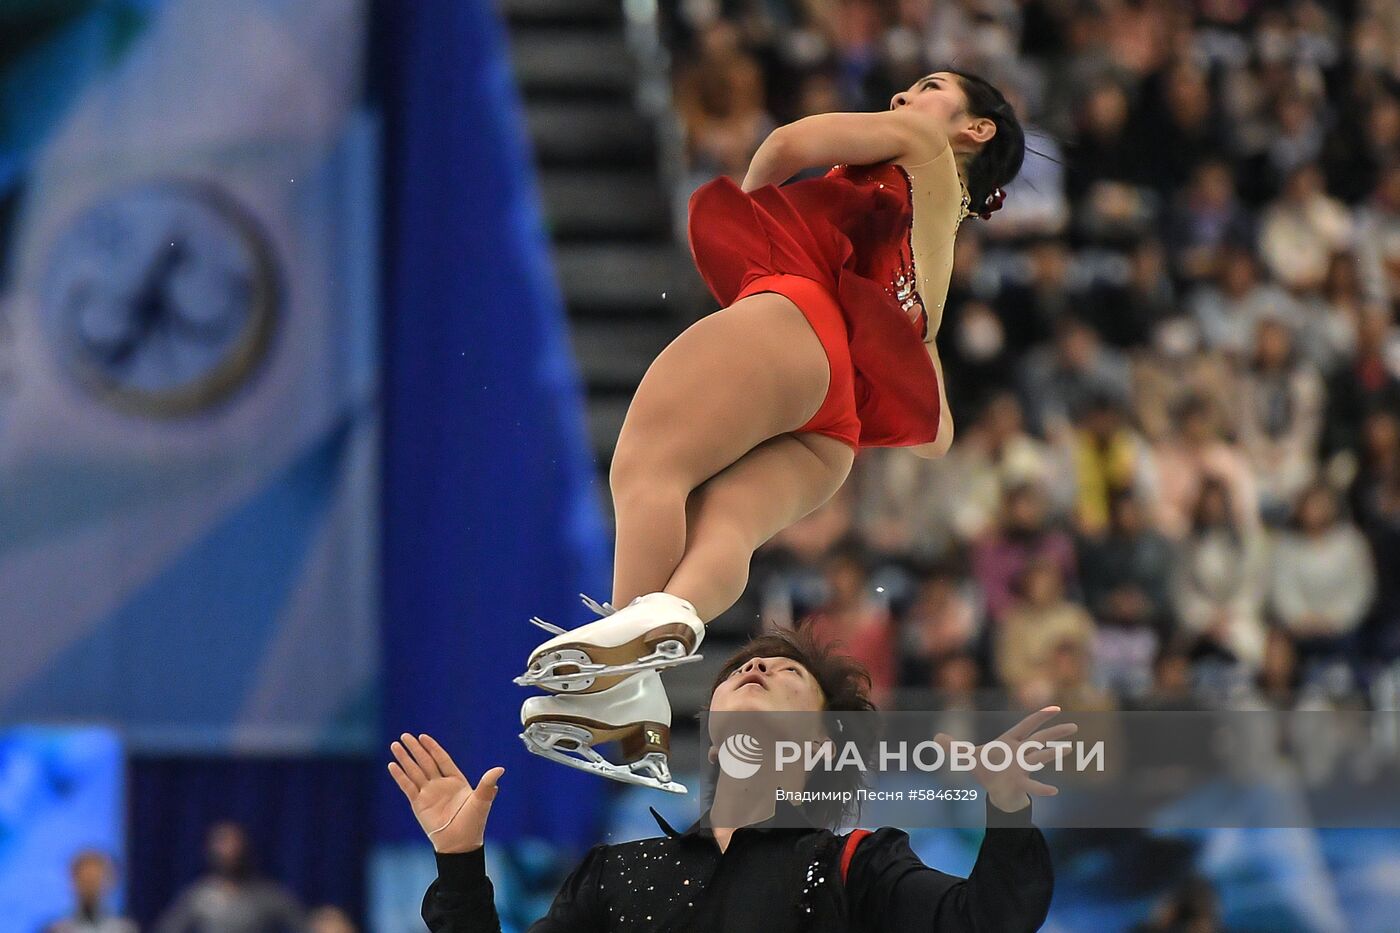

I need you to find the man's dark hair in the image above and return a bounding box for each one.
[701,628,881,829]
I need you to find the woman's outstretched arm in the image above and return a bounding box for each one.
[741,109,948,192]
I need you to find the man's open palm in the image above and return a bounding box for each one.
[934,706,1079,812]
[388,732,504,854]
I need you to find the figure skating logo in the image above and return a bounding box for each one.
[717,732,764,779]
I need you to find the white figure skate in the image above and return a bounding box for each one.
[520,669,687,794]
[514,592,705,693]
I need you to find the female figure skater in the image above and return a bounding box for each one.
[516,70,1025,792]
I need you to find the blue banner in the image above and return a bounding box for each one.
[0,0,380,754]
[376,0,611,853]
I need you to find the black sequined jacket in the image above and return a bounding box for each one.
[422,798,1053,932]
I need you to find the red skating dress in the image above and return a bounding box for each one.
[687,144,972,451]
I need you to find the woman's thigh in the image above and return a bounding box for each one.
[612,290,834,491]
[683,431,856,553]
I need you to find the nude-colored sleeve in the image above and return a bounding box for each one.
[901,146,969,344]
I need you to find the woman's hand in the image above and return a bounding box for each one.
[388,732,504,854]
[934,706,1078,813]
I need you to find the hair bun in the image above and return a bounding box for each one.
[977,187,1007,220]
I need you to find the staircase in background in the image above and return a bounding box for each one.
[501,0,701,471]
[501,0,750,718]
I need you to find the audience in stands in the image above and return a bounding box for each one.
[657,0,1400,717]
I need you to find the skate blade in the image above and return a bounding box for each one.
[513,651,704,691]
[519,730,688,794]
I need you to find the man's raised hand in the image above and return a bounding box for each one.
[934,706,1079,813]
[388,732,504,854]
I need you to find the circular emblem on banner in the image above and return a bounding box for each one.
[39,179,279,417]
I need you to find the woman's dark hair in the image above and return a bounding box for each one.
[701,628,880,829]
[944,69,1026,218]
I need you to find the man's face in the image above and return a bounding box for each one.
[72,857,110,902]
[207,823,250,875]
[709,655,826,714]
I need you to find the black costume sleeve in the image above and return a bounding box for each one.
[845,799,1054,933]
[423,844,608,933]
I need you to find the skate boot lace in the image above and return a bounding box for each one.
[527,593,616,636]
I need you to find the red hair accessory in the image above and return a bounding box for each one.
[977,187,1007,220]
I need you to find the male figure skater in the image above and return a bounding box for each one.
[391,631,1069,931]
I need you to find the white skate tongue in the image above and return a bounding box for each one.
[528,616,568,636]
[578,593,616,616]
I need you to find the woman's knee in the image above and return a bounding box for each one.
[609,442,693,510]
[687,482,767,554]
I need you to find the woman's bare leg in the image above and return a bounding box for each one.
[610,292,832,607]
[666,432,855,622]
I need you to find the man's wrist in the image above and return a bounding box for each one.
[986,793,1035,828]
[987,788,1030,813]
[435,845,488,892]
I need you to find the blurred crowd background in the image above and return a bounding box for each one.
[656,0,1400,720]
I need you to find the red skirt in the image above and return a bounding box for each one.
[686,172,942,450]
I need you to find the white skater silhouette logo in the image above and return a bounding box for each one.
[717,732,764,779]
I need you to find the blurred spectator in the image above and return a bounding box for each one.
[1141,61,1229,198]
[1023,636,1116,713]
[44,850,137,933]
[153,822,304,933]
[1258,163,1353,294]
[1327,89,1400,205]
[1020,315,1133,436]
[1137,650,1197,711]
[1234,317,1325,519]
[1132,317,1239,445]
[1354,160,1400,305]
[1081,491,1176,629]
[1263,94,1327,191]
[1083,236,1177,350]
[1256,628,1301,709]
[940,232,1021,420]
[899,562,980,687]
[1348,408,1400,524]
[759,484,857,626]
[1066,393,1158,536]
[1130,873,1224,933]
[855,392,1063,562]
[995,236,1084,354]
[674,22,774,183]
[1152,395,1258,540]
[1303,252,1373,375]
[306,906,356,933]
[972,482,1078,624]
[1358,469,1400,663]
[1190,245,1305,358]
[1065,80,1156,239]
[1321,305,1400,456]
[928,651,981,710]
[1172,479,1267,670]
[797,540,897,704]
[1165,159,1254,286]
[1081,491,1175,697]
[995,558,1095,702]
[941,298,1017,421]
[1093,606,1159,702]
[1269,483,1375,676]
